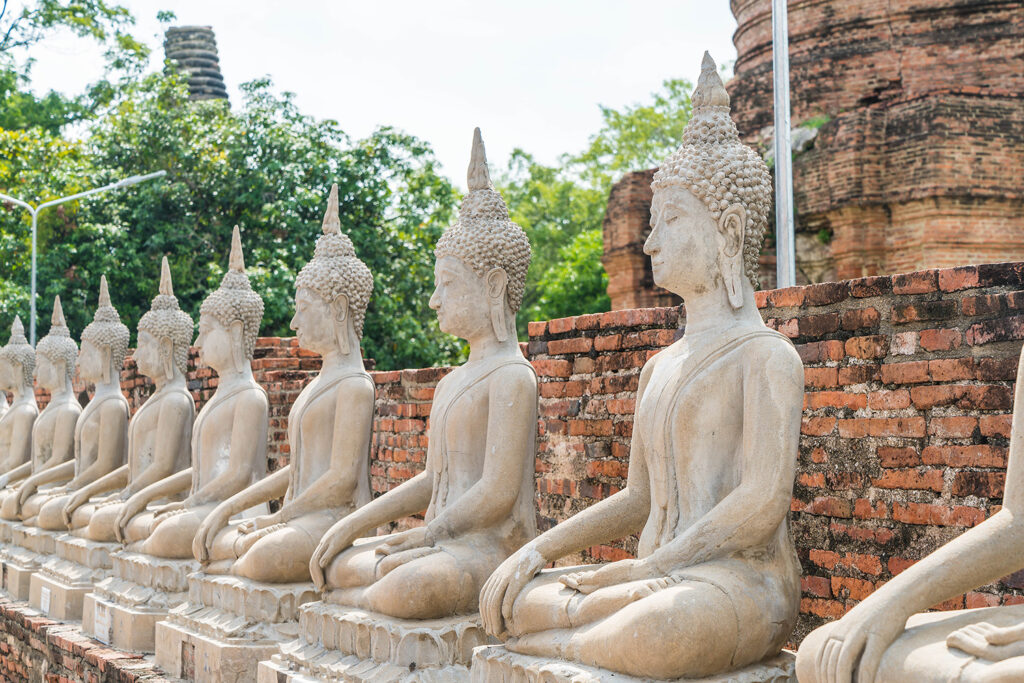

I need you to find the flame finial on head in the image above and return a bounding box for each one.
[693,51,730,109]
[98,275,111,308]
[322,183,341,235]
[51,295,66,328]
[159,256,174,296]
[467,127,492,192]
[229,225,245,272]
[9,316,26,345]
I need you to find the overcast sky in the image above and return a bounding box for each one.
[17,1,738,187]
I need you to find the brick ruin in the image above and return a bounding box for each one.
[6,260,1024,679]
[603,0,1024,309]
[163,26,229,102]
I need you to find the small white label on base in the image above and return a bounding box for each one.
[39,586,50,613]
[94,602,111,645]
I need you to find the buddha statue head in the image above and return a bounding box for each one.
[432,128,531,343]
[35,296,78,392]
[78,275,130,385]
[196,226,264,374]
[647,52,772,308]
[292,183,373,357]
[136,257,195,382]
[0,316,35,393]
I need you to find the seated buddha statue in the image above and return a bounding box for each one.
[31,277,131,530]
[0,317,38,487]
[60,258,195,541]
[478,53,804,681]
[114,226,269,559]
[797,352,1024,682]
[192,184,375,583]
[1,297,82,522]
[308,128,539,621]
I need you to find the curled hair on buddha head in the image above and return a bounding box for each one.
[82,275,130,376]
[0,316,35,387]
[652,51,773,288]
[199,226,264,360]
[295,183,373,339]
[434,128,532,314]
[138,257,195,375]
[36,296,78,383]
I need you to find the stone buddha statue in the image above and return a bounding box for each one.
[308,128,538,621]
[796,355,1024,682]
[192,184,374,584]
[1,297,81,522]
[29,277,131,531]
[0,317,38,487]
[60,258,195,541]
[477,53,803,681]
[115,226,269,559]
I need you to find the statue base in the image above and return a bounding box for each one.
[469,647,797,683]
[256,603,494,683]
[28,533,117,620]
[0,524,58,600]
[0,518,16,543]
[83,550,197,652]
[155,572,318,682]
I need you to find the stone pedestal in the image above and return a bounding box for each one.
[0,524,57,600]
[83,550,196,652]
[28,533,117,620]
[155,572,318,682]
[469,648,797,683]
[257,603,493,683]
[0,518,16,543]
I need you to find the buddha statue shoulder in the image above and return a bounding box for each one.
[33,276,131,530]
[115,227,269,559]
[307,128,539,621]
[479,53,804,680]
[0,317,38,485]
[193,184,375,584]
[1,297,82,522]
[62,258,195,541]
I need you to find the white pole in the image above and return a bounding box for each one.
[0,170,167,344]
[772,0,797,288]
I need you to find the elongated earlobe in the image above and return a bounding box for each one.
[486,269,509,342]
[102,346,112,385]
[160,337,175,380]
[719,205,747,310]
[333,295,351,356]
[230,320,246,371]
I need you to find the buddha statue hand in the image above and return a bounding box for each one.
[375,526,435,557]
[114,494,149,543]
[15,483,34,510]
[481,544,550,638]
[947,622,1024,662]
[237,511,284,535]
[153,500,185,517]
[559,558,657,594]
[0,474,9,489]
[194,504,237,562]
[812,599,909,683]
[310,522,364,591]
[62,490,89,527]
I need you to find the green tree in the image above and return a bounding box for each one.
[530,228,608,323]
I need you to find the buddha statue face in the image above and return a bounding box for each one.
[34,354,63,393]
[429,256,508,341]
[0,358,15,392]
[76,339,109,385]
[134,330,171,381]
[290,287,350,356]
[645,186,747,299]
[195,312,244,374]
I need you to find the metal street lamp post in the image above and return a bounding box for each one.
[0,170,167,344]
[772,0,797,288]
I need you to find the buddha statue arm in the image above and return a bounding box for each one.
[310,471,433,590]
[418,365,536,541]
[0,409,34,474]
[186,390,268,507]
[813,349,1024,683]
[638,343,803,576]
[0,462,32,489]
[68,401,128,489]
[278,377,374,522]
[193,466,290,561]
[114,468,192,542]
[61,464,130,526]
[15,460,75,509]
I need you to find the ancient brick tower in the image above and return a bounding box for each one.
[163,26,229,102]
[603,0,1023,309]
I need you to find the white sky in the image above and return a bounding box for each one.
[15,1,738,187]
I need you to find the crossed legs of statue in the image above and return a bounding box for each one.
[203,510,335,583]
[124,503,216,558]
[323,534,505,620]
[503,567,742,680]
